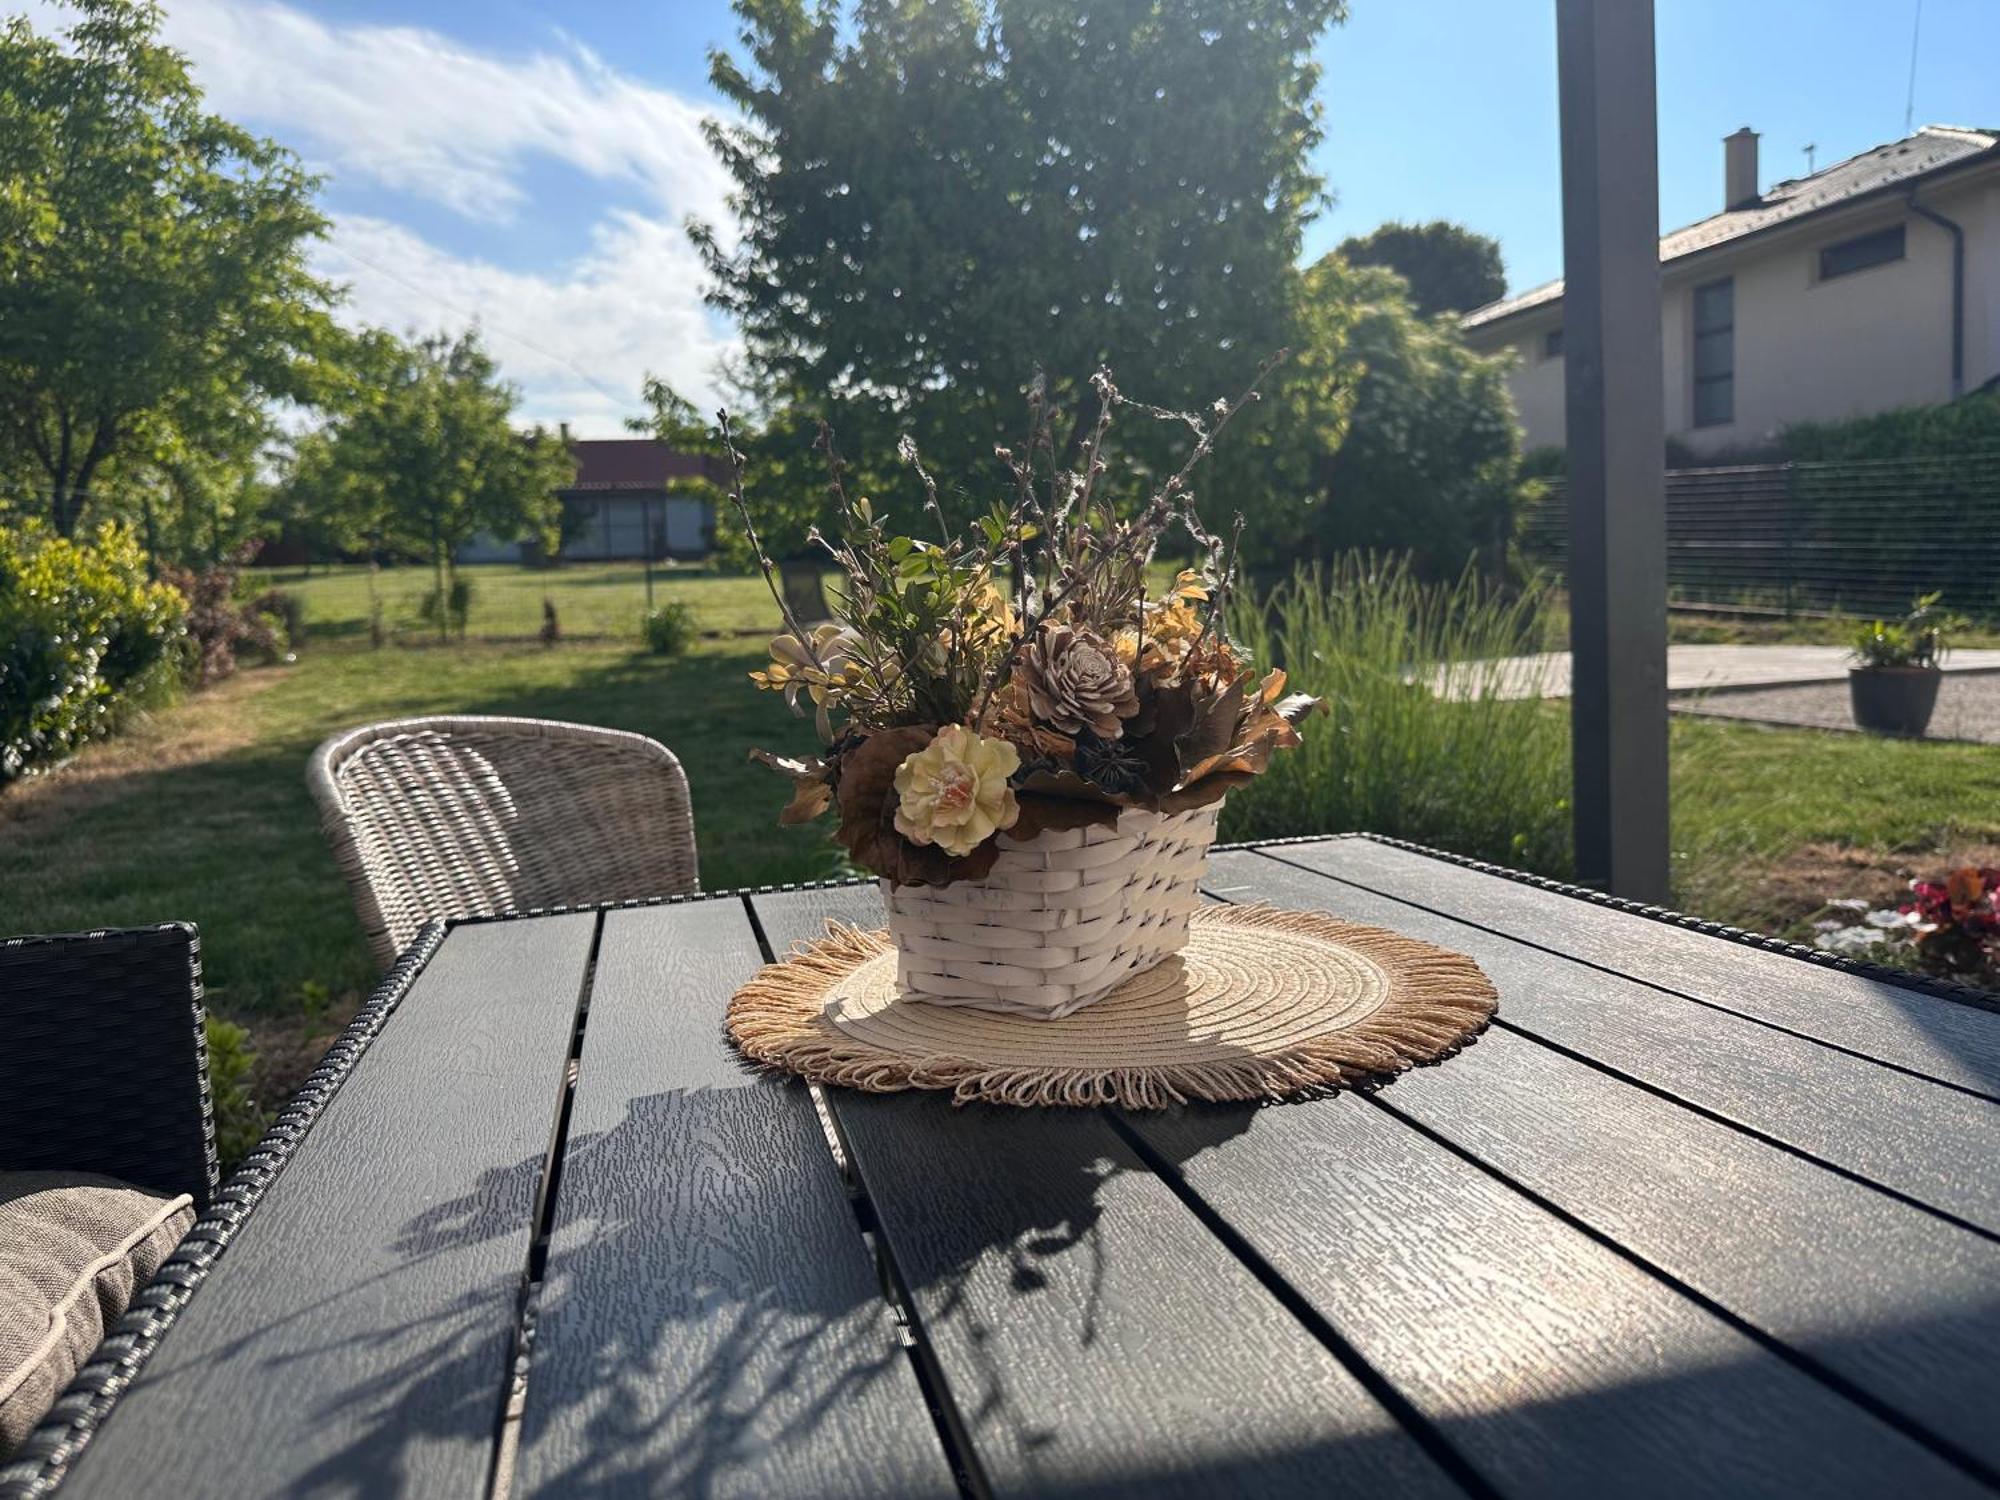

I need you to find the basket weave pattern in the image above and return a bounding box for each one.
[881,803,1222,1018]
[308,715,698,967]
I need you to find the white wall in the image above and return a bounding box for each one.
[1471,172,2000,457]
[1966,181,2000,395]
[1489,319,1567,453]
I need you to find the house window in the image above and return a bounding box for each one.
[1691,277,1734,427]
[1819,224,1905,281]
[1541,328,1564,359]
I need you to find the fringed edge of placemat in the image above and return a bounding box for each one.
[726,904,1498,1108]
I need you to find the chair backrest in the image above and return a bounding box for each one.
[0,924,217,1210]
[308,715,699,966]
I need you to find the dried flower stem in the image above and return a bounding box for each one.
[719,409,821,667]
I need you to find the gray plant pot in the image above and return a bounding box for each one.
[1848,666,1941,737]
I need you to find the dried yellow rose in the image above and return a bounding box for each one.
[892,724,1021,857]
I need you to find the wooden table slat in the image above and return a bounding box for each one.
[57,914,597,1499]
[1287,837,2000,1098]
[1370,1025,2000,1480]
[1219,848,2000,1235]
[1123,1096,1991,1499]
[751,885,1470,1500]
[514,899,959,1500]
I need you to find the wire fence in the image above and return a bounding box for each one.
[1521,452,2000,620]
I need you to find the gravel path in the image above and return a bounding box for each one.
[1673,670,2000,743]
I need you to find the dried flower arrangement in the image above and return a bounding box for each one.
[731,360,1324,890]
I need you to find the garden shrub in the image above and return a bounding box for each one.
[1224,261,1529,581]
[248,587,306,651]
[643,600,699,656]
[1781,389,2000,462]
[203,1015,267,1170]
[1778,392,2000,616]
[1223,554,1572,875]
[0,523,187,784]
[158,552,284,686]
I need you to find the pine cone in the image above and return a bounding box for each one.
[1018,622,1141,739]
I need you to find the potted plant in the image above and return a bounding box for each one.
[1848,592,1961,736]
[733,363,1324,1019]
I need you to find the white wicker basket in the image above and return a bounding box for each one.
[880,802,1223,1019]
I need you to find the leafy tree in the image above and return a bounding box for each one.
[294,331,575,639]
[0,0,340,535]
[1336,220,1506,319]
[635,375,826,569]
[1311,260,1522,573]
[1228,258,1524,576]
[694,0,1346,520]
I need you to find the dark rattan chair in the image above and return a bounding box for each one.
[0,926,446,1498]
[0,924,217,1212]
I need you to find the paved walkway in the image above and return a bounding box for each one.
[1438,644,2000,701]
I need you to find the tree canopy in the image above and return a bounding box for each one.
[1219,256,1523,575]
[1336,219,1506,319]
[0,0,341,536]
[289,331,574,631]
[695,0,1347,519]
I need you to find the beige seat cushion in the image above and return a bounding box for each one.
[0,1172,194,1456]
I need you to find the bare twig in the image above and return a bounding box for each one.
[967,352,1287,729]
[717,410,822,668]
[1192,512,1247,657]
[896,433,952,547]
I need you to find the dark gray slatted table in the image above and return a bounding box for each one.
[47,837,2000,1499]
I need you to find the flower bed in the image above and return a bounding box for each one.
[1812,865,2000,989]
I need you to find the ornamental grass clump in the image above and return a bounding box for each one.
[1223,556,1572,875]
[735,361,1324,887]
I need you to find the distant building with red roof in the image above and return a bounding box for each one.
[459,432,723,563]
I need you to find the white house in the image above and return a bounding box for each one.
[1462,125,2000,456]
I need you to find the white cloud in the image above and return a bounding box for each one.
[17,0,744,433]
[157,0,735,228]
[317,211,736,437]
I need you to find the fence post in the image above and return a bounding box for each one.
[1556,0,1670,903]
[1782,461,1798,619]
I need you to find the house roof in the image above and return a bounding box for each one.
[1462,124,2000,333]
[564,438,723,492]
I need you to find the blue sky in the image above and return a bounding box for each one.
[47,0,1996,434]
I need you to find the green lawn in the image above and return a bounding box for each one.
[246,560,818,641]
[1670,715,2000,930]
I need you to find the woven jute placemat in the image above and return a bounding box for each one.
[727,905,1498,1108]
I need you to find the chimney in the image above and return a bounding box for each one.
[1724,127,1759,210]
[559,421,572,444]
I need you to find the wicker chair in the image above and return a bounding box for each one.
[308,715,698,967]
